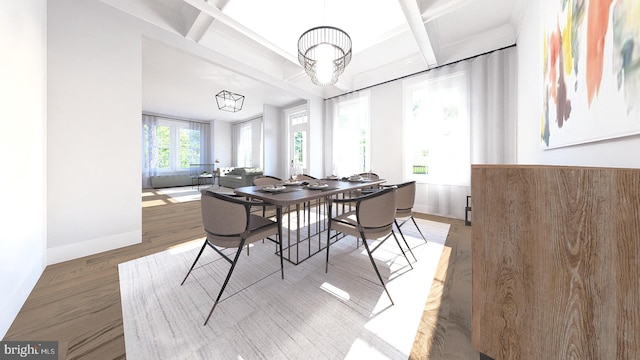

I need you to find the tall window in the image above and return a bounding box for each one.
[287,108,309,176]
[333,93,370,176]
[179,128,201,168]
[404,72,470,185]
[142,118,209,173]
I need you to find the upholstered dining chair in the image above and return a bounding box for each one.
[357,172,379,180]
[252,175,282,186]
[384,181,427,245]
[295,174,316,180]
[181,190,283,325]
[252,175,282,218]
[325,186,412,305]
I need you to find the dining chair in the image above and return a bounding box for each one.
[357,172,379,180]
[295,174,316,180]
[384,181,427,245]
[292,174,320,223]
[251,175,283,219]
[253,175,282,186]
[325,186,412,305]
[181,190,283,325]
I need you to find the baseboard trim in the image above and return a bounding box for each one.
[47,230,142,265]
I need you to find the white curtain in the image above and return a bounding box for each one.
[232,117,263,168]
[141,114,158,188]
[323,46,517,219]
[141,114,212,188]
[469,47,517,164]
[324,91,371,177]
[410,47,517,218]
[189,120,212,166]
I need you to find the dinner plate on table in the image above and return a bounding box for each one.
[262,185,286,192]
[307,183,329,189]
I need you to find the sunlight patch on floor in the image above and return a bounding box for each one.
[320,282,351,301]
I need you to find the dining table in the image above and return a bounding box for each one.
[234,178,386,264]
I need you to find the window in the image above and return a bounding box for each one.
[179,128,201,168]
[404,72,470,185]
[142,118,208,173]
[333,93,370,176]
[287,108,309,176]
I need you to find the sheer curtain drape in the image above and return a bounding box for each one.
[141,114,158,188]
[324,91,370,177]
[408,47,517,218]
[470,47,517,164]
[414,47,517,218]
[189,120,212,165]
[323,46,516,219]
[232,117,263,168]
[141,114,212,188]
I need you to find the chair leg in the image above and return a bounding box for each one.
[325,224,331,273]
[277,206,284,280]
[359,231,394,305]
[410,216,427,242]
[325,205,332,273]
[390,229,414,268]
[181,241,208,285]
[395,220,417,263]
[203,239,246,326]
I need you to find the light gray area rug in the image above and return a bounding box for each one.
[119,218,449,360]
[155,185,234,202]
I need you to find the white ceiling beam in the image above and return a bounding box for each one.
[183,0,299,65]
[185,12,214,42]
[418,0,473,22]
[398,0,438,67]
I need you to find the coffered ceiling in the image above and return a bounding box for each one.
[99,0,527,121]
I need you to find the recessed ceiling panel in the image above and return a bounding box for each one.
[222,0,408,57]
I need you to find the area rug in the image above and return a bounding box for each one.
[119,218,449,359]
[156,185,233,203]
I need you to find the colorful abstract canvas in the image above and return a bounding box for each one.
[541,0,640,148]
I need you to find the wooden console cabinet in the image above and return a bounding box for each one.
[471,165,639,359]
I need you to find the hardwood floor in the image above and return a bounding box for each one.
[4,188,475,359]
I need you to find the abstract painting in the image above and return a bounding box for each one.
[541,0,640,148]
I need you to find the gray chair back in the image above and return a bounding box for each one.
[356,187,397,238]
[253,175,282,186]
[394,181,416,216]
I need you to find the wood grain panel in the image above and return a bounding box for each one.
[471,165,640,359]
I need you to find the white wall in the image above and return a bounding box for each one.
[47,0,142,263]
[516,1,640,167]
[212,119,232,167]
[263,104,283,177]
[0,0,47,338]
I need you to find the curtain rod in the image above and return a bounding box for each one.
[232,115,263,125]
[325,43,517,101]
[142,112,212,125]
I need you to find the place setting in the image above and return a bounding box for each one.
[259,184,299,193]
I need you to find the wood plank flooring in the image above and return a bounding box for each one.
[3,188,475,360]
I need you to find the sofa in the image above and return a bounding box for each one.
[217,167,264,188]
[149,174,193,188]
